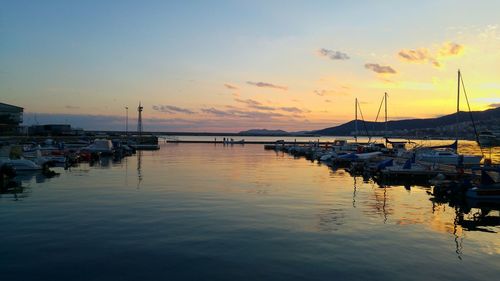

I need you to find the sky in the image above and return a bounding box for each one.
[1,0,500,132]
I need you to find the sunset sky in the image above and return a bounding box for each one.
[1,1,500,132]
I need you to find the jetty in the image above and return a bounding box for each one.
[165,139,332,146]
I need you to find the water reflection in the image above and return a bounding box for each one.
[352,177,357,208]
[1,170,60,201]
[137,150,143,188]
[363,184,393,224]
[0,180,29,201]
[1,142,498,280]
[317,207,346,232]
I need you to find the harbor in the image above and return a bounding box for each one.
[1,140,499,281]
[1,69,499,281]
[2,1,500,280]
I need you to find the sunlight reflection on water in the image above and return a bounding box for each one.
[0,139,499,281]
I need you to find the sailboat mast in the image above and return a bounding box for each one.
[456,70,460,143]
[355,98,358,142]
[384,92,388,133]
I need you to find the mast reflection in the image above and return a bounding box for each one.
[137,151,143,189]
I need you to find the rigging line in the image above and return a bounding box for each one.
[460,73,484,158]
[372,95,384,144]
[357,99,371,141]
[374,94,384,125]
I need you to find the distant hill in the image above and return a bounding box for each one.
[312,107,500,137]
[238,129,290,136]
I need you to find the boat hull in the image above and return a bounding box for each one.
[418,155,482,166]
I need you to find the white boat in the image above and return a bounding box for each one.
[82,139,114,155]
[417,149,482,166]
[0,145,42,171]
[414,70,484,167]
[0,157,42,171]
[23,148,65,165]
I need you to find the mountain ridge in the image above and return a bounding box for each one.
[311,106,500,137]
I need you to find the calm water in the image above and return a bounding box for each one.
[1,139,499,281]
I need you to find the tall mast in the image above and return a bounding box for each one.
[137,102,143,139]
[355,98,358,142]
[456,70,460,144]
[384,92,388,133]
[384,92,388,146]
[125,106,129,137]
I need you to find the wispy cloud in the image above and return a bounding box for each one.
[234,98,304,113]
[152,105,195,114]
[234,98,274,110]
[398,42,463,68]
[317,48,350,60]
[364,63,397,74]
[224,83,239,90]
[235,98,261,107]
[438,42,464,56]
[65,105,80,109]
[280,107,303,113]
[21,110,330,133]
[314,89,330,96]
[398,48,439,67]
[314,89,347,96]
[201,107,285,119]
[246,81,288,91]
[489,103,500,108]
[201,107,232,117]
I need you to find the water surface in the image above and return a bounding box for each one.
[0,141,499,281]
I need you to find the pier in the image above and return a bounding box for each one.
[165,140,331,145]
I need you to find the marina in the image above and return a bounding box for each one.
[1,69,499,280]
[2,1,500,280]
[1,140,499,281]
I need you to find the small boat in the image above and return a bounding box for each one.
[354,151,382,160]
[478,131,500,147]
[417,149,482,166]
[231,139,245,144]
[416,70,483,167]
[373,157,446,187]
[23,146,66,165]
[378,156,429,173]
[0,157,42,171]
[466,166,500,200]
[82,139,115,155]
[0,146,43,171]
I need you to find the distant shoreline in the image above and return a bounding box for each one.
[1,131,477,142]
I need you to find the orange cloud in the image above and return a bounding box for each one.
[398,42,463,68]
[398,48,439,67]
[438,42,464,56]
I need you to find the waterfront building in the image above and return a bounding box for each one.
[0,102,24,135]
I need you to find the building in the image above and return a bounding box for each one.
[28,124,72,136]
[0,102,24,135]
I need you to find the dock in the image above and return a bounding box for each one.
[165,140,332,146]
